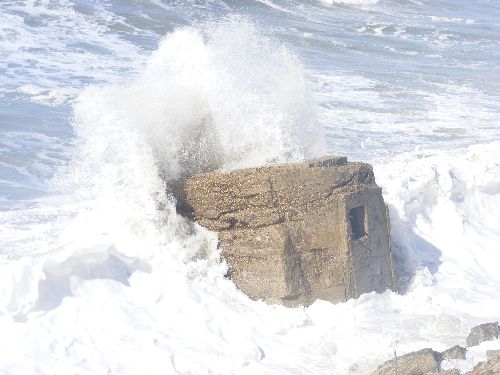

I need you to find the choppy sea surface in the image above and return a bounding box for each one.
[1,0,499,373]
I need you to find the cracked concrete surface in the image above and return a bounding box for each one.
[172,156,395,307]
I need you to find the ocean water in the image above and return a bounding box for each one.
[1,0,500,374]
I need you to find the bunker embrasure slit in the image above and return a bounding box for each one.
[349,205,366,240]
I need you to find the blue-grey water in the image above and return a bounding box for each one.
[1,0,499,210]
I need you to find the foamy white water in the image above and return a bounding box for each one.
[1,1,499,374]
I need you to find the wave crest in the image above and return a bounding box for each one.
[75,17,324,181]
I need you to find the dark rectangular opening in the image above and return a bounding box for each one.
[349,205,366,240]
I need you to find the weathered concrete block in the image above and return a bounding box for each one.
[173,156,395,307]
[466,322,500,347]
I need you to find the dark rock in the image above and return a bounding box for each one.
[466,322,500,347]
[441,345,467,360]
[372,348,441,375]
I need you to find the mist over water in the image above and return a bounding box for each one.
[1,0,500,374]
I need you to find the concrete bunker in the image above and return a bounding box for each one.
[349,205,367,240]
[172,156,395,307]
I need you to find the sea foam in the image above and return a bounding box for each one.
[0,16,499,375]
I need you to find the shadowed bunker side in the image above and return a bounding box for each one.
[172,156,395,307]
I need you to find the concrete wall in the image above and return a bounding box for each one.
[172,156,395,307]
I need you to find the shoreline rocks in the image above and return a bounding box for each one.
[372,348,441,375]
[372,322,500,375]
[467,357,500,375]
[466,322,500,348]
[442,345,467,361]
[487,350,500,360]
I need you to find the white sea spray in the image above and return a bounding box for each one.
[0,1,499,374]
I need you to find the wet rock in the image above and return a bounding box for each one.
[173,156,395,307]
[466,322,500,347]
[441,345,467,360]
[372,348,441,375]
[467,356,500,374]
[487,350,500,360]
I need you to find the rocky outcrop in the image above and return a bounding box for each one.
[441,345,467,361]
[466,322,500,347]
[172,156,395,307]
[372,348,441,375]
[487,350,500,360]
[467,356,500,374]
[373,322,500,375]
